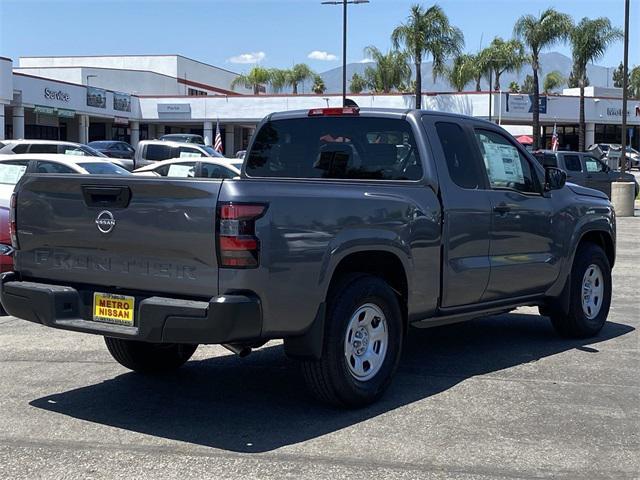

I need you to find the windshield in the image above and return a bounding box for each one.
[202,145,225,158]
[78,162,131,175]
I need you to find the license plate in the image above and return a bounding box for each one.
[93,292,135,326]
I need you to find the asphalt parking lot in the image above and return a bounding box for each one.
[0,216,638,480]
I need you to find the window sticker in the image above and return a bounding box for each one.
[482,142,525,184]
[0,164,27,184]
[64,149,85,156]
[167,164,195,177]
[179,151,201,158]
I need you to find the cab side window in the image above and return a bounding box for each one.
[474,129,539,194]
[584,156,606,173]
[564,155,582,172]
[435,122,482,189]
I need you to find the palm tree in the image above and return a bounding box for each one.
[570,17,623,151]
[514,8,573,149]
[349,73,367,94]
[543,71,565,93]
[508,81,520,93]
[447,54,475,92]
[485,37,527,91]
[269,68,289,93]
[230,67,272,95]
[288,64,315,94]
[391,4,464,108]
[312,75,326,94]
[630,66,640,99]
[363,46,410,94]
[470,51,491,91]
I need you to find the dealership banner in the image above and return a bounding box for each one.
[113,92,131,112]
[87,86,107,109]
[505,94,547,114]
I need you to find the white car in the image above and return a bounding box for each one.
[133,158,241,179]
[0,139,134,170]
[0,154,130,202]
[134,140,225,169]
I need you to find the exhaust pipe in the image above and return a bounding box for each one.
[222,343,252,358]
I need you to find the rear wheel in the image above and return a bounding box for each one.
[302,274,403,408]
[104,337,197,373]
[549,243,611,338]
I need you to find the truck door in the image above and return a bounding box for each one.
[561,153,585,185]
[472,128,558,300]
[583,155,612,197]
[422,116,491,307]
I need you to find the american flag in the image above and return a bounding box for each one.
[551,123,559,152]
[214,119,223,153]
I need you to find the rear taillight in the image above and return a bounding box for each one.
[217,203,266,268]
[9,193,18,249]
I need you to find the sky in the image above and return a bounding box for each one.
[1,0,638,73]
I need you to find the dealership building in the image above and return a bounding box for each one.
[1,54,639,155]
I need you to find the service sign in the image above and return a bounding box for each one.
[44,87,70,103]
[157,103,191,114]
[505,93,547,114]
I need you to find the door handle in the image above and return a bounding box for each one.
[493,204,511,214]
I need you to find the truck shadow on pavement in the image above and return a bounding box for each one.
[30,313,634,453]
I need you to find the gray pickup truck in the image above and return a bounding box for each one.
[1,108,615,407]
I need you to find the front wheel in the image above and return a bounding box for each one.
[104,337,197,373]
[550,243,612,338]
[302,274,403,408]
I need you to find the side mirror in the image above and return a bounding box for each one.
[544,166,567,191]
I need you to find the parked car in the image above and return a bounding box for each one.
[133,158,241,178]
[134,140,225,169]
[2,108,615,408]
[88,141,136,160]
[0,154,130,198]
[533,150,639,198]
[588,143,640,170]
[0,140,134,171]
[159,134,205,144]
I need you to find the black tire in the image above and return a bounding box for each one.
[302,274,403,408]
[104,337,197,373]
[550,243,612,338]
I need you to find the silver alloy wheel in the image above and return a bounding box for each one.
[581,264,605,319]
[344,303,389,381]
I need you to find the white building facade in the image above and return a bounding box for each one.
[2,55,640,156]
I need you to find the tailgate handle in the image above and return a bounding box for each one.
[82,185,131,208]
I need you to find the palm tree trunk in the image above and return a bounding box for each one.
[532,62,540,150]
[253,84,259,95]
[415,54,422,109]
[292,83,298,95]
[494,70,501,91]
[579,78,586,152]
[475,76,481,92]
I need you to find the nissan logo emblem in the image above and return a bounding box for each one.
[95,210,116,234]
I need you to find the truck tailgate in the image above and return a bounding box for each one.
[13,175,222,298]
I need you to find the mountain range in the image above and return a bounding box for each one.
[295,52,620,94]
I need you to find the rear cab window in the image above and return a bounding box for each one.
[245,117,423,180]
[144,144,174,161]
[78,163,131,175]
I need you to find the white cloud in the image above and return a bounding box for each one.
[228,51,266,64]
[308,50,338,61]
[358,58,374,63]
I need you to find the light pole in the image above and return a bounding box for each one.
[321,0,369,107]
[620,0,630,173]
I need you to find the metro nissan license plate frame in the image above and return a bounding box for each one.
[92,292,135,326]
